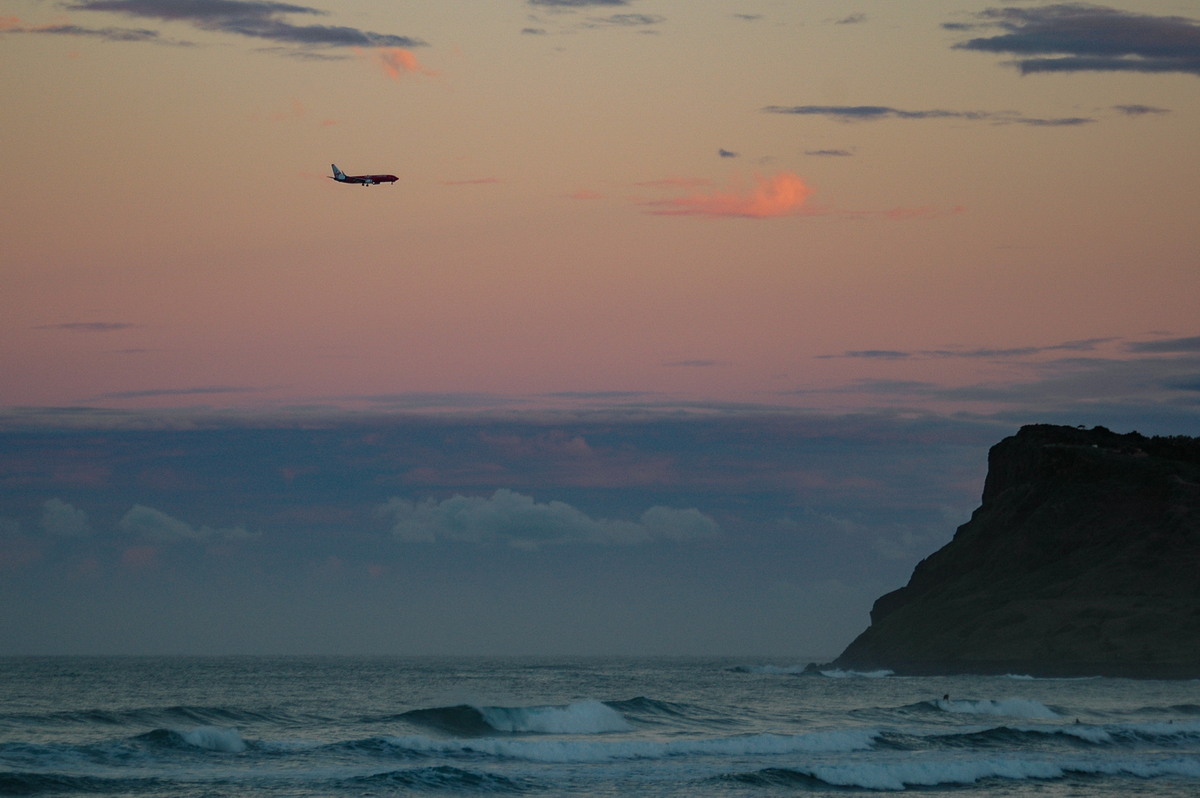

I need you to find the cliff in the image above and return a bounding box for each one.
[831,424,1200,679]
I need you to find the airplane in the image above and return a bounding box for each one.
[329,164,398,187]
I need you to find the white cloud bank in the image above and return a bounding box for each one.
[377,489,720,549]
[41,499,93,538]
[118,505,256,542]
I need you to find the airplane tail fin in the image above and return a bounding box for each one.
[331,164,345,180]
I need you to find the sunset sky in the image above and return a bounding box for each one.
[2,0,1198,657]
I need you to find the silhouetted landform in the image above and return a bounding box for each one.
[827,424,1200,679]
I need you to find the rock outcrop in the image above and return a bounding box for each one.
[830,424,1200,679]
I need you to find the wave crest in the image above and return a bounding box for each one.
[934,697,1059,719]
[401,700,630,736]
[135,726,247,753]
[480,700,631,734]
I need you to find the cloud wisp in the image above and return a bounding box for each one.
[801,333,1200,431]
[1113,104,1169,116]
[529,0,630,6]
[524,0,663,35]
[582,14,665,29]
[66,0,426,51]
[0,16,181,43]
[1127,335,1200,354]
[949,4,1200,77]
[36,322,139,333]
[820,337,1117,361]
[98,386,266,400]
[764,105,1095,126]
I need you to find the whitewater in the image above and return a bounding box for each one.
[2,657,1198,796]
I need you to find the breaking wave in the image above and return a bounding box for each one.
[399,700,630,736]
[6,658,1198,797]
[928,697,1060,718]
[727,664,808,675]
[134,725,248,753]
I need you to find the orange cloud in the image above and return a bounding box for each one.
[1,15,67,32]
[645,172,814,219]
[368,47,438,80]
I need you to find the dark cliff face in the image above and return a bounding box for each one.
[833,425,1200,678]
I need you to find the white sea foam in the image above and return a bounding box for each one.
[733,664,808,675]
[801,755,1200,791]
[1112,719,1200,740]
[820,668,894,679]
[178,726,247,753]
[477,701,631,734]
[804,757,1064,791]
[937,697,1058,719]
[384,728,879,763]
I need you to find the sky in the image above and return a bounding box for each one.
[2,0,1199,657]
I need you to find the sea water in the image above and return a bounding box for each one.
[2,656,1198,796]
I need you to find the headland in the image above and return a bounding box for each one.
[823,424,1200,679]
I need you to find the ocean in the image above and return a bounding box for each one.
[2,656,1198,796]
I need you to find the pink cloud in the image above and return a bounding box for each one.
[569,189,605,200]
[644,172,815,219]
[366,47,439,80]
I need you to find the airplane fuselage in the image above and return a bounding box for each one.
[330,164,398,186]
[334,174,398,186]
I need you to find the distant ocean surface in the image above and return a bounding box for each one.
[3,657,1198,796]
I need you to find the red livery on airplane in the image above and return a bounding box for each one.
[330,164,398,186]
